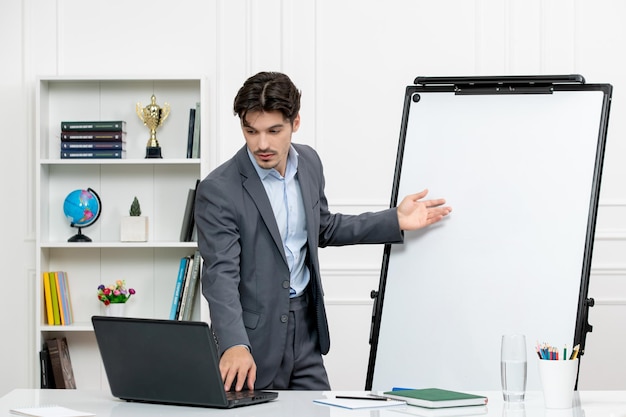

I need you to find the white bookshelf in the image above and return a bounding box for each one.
[35,76,210,389]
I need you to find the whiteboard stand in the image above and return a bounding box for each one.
[365,75,612,392]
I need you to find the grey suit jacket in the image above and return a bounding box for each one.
[195,143,403,388]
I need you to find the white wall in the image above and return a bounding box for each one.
[1,0,625,396]
[1,0,35,396]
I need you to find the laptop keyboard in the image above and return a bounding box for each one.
[226,390,262,401]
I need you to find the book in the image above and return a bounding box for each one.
[175,257,191,319]
[43,272,54,325]
[176,255,193,320]
[169,256,189,320]
[10,406,94,417]
[186,107,196,158]
[382,389,488,409]
[60,131,126,141]
[176,256,190,320]
[61,271,74,324]
[53,272,66,325]
[192,101,201,158]
[60,150,126,159]
[179,187,194,242]
[58,337,76,389]
[179,179,200,242]
[180,249,202,321]
[61,141,125,150]
[46,337,76,389]
[60,120,126,132]
[39,345,55,389]
[48,273,60,325]
[56,271,72,325]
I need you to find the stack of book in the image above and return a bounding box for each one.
[169,250,202,321]
[42,271,74,326]
[40,337,76,389]
[60,120,127,159]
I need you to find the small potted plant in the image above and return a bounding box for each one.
[97,279,136,316]
[120,196,148,242]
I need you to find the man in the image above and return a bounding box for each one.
[195,71,451,391]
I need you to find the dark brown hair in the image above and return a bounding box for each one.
[233,72,301,125]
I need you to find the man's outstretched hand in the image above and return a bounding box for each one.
[397,189,452,231]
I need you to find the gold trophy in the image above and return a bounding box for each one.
[136,94,170,158]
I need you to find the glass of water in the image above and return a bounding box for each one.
[501,334,527,402]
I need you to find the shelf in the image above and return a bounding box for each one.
[40,158,201,165]
[40,241,198,248]
[40,323,94,332]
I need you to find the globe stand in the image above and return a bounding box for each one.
[68,225,92,242]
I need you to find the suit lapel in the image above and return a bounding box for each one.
[235,147,287,264]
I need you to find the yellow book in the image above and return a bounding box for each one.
[42,272,54,325]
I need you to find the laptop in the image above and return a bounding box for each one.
[91,316,278,408]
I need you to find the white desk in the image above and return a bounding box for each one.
[2,390,626,417]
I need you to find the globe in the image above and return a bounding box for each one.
[63,188,102,242]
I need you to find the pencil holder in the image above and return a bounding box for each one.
[537,358,578,409]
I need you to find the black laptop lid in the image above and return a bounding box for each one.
[92,316,230,408]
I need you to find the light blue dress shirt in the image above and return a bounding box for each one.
[247,146,309,297]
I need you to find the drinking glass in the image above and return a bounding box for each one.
[501,334,527,402]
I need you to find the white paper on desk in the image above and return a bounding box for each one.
[313,397,407,410]
[10,406,95,417]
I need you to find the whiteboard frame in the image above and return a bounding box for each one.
[365,75,612,391]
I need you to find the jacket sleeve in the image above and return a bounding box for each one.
[195,176,249,355]
[297,144,404,248]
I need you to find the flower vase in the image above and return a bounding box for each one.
[104,303,126,317]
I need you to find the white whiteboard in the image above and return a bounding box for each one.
[370,84,610,392]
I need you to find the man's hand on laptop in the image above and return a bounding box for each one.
[220,345,257,391]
